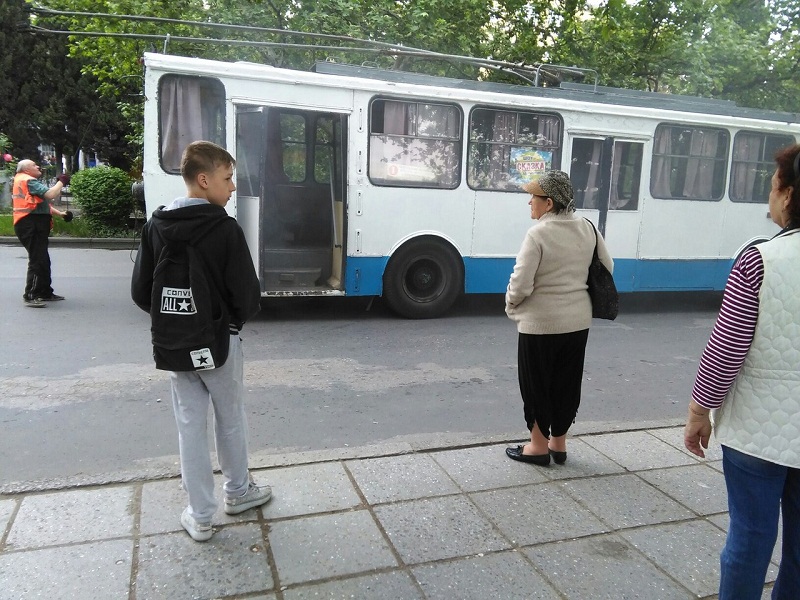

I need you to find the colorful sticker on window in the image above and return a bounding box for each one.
[510,148,552,184]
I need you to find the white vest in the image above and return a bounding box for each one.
[713,229,800,468]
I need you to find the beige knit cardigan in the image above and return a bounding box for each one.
[505,211,614,335]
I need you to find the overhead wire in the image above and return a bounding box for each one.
[26,6,595,87]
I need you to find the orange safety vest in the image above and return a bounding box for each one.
[12,173,44,225]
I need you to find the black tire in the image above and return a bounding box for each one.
[382,239,464,319]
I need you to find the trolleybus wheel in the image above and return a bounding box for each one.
[383,239,464,319]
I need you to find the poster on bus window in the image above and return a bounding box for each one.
[510,148,552,184]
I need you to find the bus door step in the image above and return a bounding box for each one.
[263,267,323,288]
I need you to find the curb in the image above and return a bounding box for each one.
[0,418,684,496]
[0,236,137,250]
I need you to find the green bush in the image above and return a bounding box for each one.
[70,167,133,235]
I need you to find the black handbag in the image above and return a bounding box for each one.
[585,219,619,320]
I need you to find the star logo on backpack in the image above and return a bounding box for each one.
[190,348,216,370]
[161,287,198,314]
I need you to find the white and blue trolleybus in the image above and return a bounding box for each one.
[140,52,800,317]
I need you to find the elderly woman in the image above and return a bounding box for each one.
[684,144,800,599]
[505,170,613,466]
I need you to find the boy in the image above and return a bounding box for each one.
[131,141,270,541]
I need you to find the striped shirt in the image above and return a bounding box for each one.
[691,247,764,409]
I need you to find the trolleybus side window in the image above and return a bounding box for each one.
[571,139,643,210]
[730,132,795,203]
[467,108,562,191]
[651,124,729,201]
[368,99,461,189]
[159,75,225,174]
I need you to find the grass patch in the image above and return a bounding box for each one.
[0,213,139,238]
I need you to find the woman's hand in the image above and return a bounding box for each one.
[684,401,712,458]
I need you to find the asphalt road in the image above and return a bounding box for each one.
[0,244,723,488]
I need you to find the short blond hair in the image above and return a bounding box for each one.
[180,141,235,183]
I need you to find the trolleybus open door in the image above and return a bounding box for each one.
[235,105,347,295]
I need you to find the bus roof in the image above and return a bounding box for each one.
[312,61,800,125]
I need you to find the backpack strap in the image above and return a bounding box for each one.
[185,219,231,319]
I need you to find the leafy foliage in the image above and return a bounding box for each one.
[69,166,133,234]
[1,0,797,183]
[0,0,139,171]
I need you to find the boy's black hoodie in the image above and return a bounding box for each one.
[131,202,261,330]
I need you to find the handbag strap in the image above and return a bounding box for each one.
[584,218,599,260]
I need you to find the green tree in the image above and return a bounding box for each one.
[0,0,41,159]
[20,0,800,117]
[0,1,138,170]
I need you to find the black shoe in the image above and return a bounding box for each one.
[42,294,65,301]
[549,449,567,465]
[505,445,550,466]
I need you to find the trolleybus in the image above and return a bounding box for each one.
[140,52,800,317]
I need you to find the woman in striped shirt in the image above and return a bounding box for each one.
[684,143,800,600]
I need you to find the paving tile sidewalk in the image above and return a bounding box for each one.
[0,426,779,600]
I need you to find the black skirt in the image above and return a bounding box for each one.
[517,329,589,437]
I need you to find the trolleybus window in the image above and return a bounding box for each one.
[368,99,461,189]
[651,124,729,201]
[571,139,643,210]
[730,132,795,203]
[611,142,643,210]
[468,108,562,191]
[280,113,307,183]
[158,75,225,173]
[235,107,265,197]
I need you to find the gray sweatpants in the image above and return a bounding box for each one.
[169,334,250,522]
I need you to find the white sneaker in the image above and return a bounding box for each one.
[224,483,272,515]
[180,508,213,542]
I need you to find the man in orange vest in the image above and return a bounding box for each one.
[13,159,71,308]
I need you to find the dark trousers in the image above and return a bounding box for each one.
[14,214,53,301]
[517,329,589,438]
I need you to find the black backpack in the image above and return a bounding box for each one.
[149,227,230,371]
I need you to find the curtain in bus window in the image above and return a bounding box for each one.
[609,144,622,209]
[651,127,673,197]
[383,101,414,135]
[585,142,600,208]
[160,77,224,173]
[490,112,516,187]
[683,129,721,199]
[571,139,602,209]
[610,142,642,210]
[536,117,561,151]
[730,133,761,202]
[373,101,415,181]
[730,133,793,203]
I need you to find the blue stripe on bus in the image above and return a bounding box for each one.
[344,256,735,296]
[462,257,735,293]
[612,258,734,292]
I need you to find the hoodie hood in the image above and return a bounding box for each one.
[150,202,230,244]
